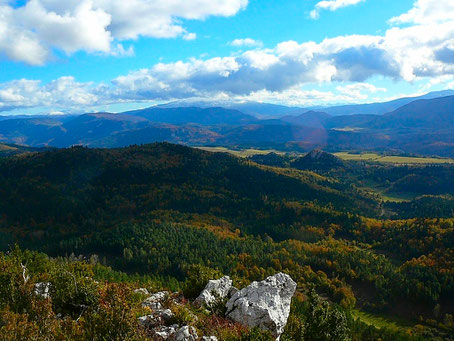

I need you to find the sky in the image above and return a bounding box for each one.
[1,0,454,115]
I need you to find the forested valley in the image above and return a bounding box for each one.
[0,143,453,340]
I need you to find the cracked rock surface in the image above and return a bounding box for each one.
[225,273,296,340]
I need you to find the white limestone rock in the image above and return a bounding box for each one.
[34,282,51,299]
[134,288,150,296]
[202,337,218,341]
[153,325,179,340]
[138,309,174,328]
[142,291,169,310]
[174,326,198,341]
[225,273,297,340]
[194,276,236,308]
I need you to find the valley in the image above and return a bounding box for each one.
[0,143,453,340]
[2,0,454,339]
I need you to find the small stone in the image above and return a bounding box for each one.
[153,325,177,340]
[174,326,198,341]
[142,291,169,310]
[202,337,218,341]
[134,288,150,295]
[34,282,51,299]
[138,309,174,328]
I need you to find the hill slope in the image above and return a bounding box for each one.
[0,143,378,247]
[124,106,258,125]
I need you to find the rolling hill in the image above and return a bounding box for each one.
[281,111,332,128]
[0,143,379,248]
[0,93,454,156]
[0,143,453,339]
[124,106,258,125]
[313,89,454,116]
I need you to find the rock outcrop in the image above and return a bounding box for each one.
[152,325,179,340]
[142,291,169,310]
[194,276,237,308]
[225,273,296,340]
[174,326,198,341]
[134,288,150,296]
[143,324,198,340]
[138,309,174,328]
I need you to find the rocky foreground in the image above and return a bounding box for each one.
[136,273,296,340]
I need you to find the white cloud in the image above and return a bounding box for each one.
[234,87,374,106]
[2,0,454,110]
[336,83,387,99]
[183,33,197,41]
[0,5,49,65]
[420,74,454,90]
[109,44,135,57]
[390,0,454,25]
[230,38,263,47]
[0,77,100,112]
[310,0,365,19]
[0,0,247,65]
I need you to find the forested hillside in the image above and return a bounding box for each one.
[0,143,453,340]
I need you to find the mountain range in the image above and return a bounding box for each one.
[158,89,454,118]
[0,91,453,157]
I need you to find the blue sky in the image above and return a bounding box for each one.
[1,0,454,115]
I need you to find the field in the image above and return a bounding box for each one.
[198,146,454,165]
[197,146,284,157]
[0,143,17,151]
[335,152,454,164]
[351,310,414,332]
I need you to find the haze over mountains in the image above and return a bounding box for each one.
[159,89,454,118]
[0,91,453,157]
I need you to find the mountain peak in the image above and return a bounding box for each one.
[291,149,344,171]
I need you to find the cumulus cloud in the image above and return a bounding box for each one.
[389,0,454,25]
[310,0,365,19]
[336,83,386,99]
[183,33,197,41]
[230,38,263,47]
[234,87,377,106]
[2,0,454,111]
[0,77,100,112]
[0,0,247,65]
[106,34,403,102]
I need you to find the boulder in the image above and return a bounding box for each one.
[226,273,296,340]
[174,326,198,341]
[142,291,169,310]
[152,325,179,340]
[194,276,236,308]
[138,309,174,328]
[202,337,218,341]
[34,282,51,299]
[134,288,150,296]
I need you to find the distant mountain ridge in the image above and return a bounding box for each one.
[281,111,332,128]
[0,92,453,156]
[157,100,304,118]
[313,90,454,116]
[158,90,454,117]
[124,106,258,125]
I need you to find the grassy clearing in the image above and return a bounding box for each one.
[199,147,454,165]
[197,146,285,158]
[357,179,415,202]
[351,309,413,331]
[359,186,414,203]
[0,144,17,151]
[335,152,454,164]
